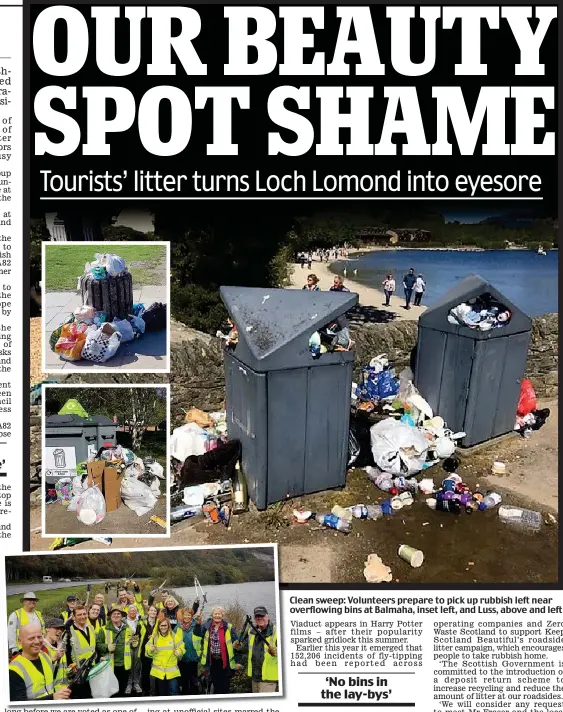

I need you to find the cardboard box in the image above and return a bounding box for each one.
[87,461,105,490]
[103,466,124,512]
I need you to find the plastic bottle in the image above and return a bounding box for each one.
[171,505,202,522]
[483,492,502,509]
[498,505,542,531]
[349,504,383,520]
[315,513,352,533]
[231,462,248,514]
[427,497,461,514]
[373,472,398,494]
[332,505,353,522]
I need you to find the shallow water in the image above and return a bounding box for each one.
[333,249,558,316]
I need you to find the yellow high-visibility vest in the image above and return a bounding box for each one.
[69,623,96,665]
[148,628,184,680]
[248,626,278,681]
[9,652,55,700]
[44,643,69,691]
[200,623,236,669]
[14,609,45,651]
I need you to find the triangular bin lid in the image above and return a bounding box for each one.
[220,286,358,370]
[58,398,89,418]
[419,274,532,336]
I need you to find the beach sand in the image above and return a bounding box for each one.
[288,255,427,322]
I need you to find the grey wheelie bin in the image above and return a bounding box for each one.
[220,286,359,509]
[44,414,118,483]
[415,274,532,447]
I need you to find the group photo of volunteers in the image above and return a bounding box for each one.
[6,546,280,701]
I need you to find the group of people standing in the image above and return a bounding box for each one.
[382,268,426,309]
[297,247,348,268]
[8,585,278,701]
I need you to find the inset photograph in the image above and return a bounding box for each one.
[6,545,280,701]
[42,242,170,373]
[42,385,169,538]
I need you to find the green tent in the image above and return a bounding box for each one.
[58,399,89,418]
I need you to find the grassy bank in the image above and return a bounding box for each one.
[44,244,167,291]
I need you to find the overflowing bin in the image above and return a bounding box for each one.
[220,286,358,509]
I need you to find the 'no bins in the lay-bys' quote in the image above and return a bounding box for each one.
[39,169,543,197]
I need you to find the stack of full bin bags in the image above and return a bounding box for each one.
[50,252,166,364]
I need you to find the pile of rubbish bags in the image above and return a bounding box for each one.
[170,409,228,472]
[353,354,399,407]
[51,445,165,522]
[447,295,512,331]
[51,252,166,364]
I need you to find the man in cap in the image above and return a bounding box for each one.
[60,594,78,624]
[42,618,69,692]
[8,592,45,656]
[9,623,71,701]
[234,606,278,693]
[96,605,133,697]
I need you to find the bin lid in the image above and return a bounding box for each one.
[89,415,115,426]
[45,414,91,427]
[220,286,358,371]
[419,274,532,336]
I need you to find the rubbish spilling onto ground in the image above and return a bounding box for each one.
[47,441,164,524]
[51,253,166,364]
[363,553,393,583]
[398,544,424,568]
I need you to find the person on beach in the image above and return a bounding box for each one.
[303,274,320,291]
[403,268,417,309]
[307,253,312,269]
[413,274,426,306]
[330,275,350,292]
[382,274,395,307]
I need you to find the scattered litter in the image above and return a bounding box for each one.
[150,515,167,529]
[293,510,312,523]
[262,295,270,305]
[398,545,424,568]
[491,461,506,475]
[363,553,393,583]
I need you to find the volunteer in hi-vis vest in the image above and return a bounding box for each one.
[197,606,243,694]
[42,618,69,692]
[88,602,104,633]
[9,623,71,701]
[60,594,78,624]
[8,591,45,656]
[65,604,96,700]
[96,606,132,697]
[234,606,279,693]
[146,616,185,696]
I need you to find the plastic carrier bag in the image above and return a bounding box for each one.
[81,324,122,363]
[121,478,157,516]
[75,486,106,525]
[103,253,127,277]
[55,322,89,361]
[142,302,167,331]
[112,318,135,343]
[370,419,429,475]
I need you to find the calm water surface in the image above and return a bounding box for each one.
[175,580,277,623]
[333,249,558,316]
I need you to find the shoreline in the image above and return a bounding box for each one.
[288,257,427,322]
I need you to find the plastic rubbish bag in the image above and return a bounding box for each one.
[55,322,89,361]
[142,302,167,331]
[348,430,361,467]
[73,305,96,324]
[112,318,135,343]
[369,354,389,373]
[120,448,135,465]
[121,478,157,516]
[128,314,146,336]
[103,253,127,277]
[370,418,429,475]
[185,408,213,428]
[148,461,164,479]
[55,478,73,505]
[88,659,119,698]
[377,370,399,399]
[517,378,537,416]
[76,486,106,525]
[81,324,122,363]
[150,478,161,496]
[100,446,123,462]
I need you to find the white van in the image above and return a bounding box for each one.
[42,575,52,584]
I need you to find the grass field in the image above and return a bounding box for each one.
[7,584,102,618]
[44,244,167,291]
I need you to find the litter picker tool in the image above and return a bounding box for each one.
[193,575,207,616]
[85,583,91,607]
[239,615,270,646]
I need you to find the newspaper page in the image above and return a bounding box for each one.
[4,2,563,711]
